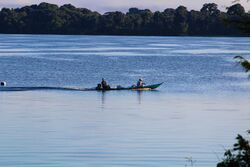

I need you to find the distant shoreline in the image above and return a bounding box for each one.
[0,2,249,36]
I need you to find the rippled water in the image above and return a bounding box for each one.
[0,35,249,167]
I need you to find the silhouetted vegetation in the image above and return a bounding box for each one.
[226,4,250,34]
[0,2,249,35]
[217,131,250,167]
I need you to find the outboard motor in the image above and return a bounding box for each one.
[0,81,6,86]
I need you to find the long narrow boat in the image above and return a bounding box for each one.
[119,82,163,91]
[0,83,163,92]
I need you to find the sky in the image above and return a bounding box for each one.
[0,0,249,13]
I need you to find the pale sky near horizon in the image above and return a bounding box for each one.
[0,0,249,13]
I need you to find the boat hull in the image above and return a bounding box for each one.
[0,83,163,92]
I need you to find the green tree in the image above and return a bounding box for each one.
[0,2,248,35]
[174,6,189,35]
[226,3,249,34]
[217,132,250,167]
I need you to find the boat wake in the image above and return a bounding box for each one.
[0,87,88,92]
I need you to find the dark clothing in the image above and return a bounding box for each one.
[101,80,107,88]
[96,84,102,90]
[103,85,111,90]
[137,80,144,87]
[96,79,110,90]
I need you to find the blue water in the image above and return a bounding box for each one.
[0,35,250,167]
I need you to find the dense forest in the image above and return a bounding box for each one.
[0,2,249,36]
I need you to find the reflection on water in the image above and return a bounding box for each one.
[99,90,160,107]
[137,91,142,104]
[99,90,143,107]
[101,91,106,108]
[0,91,249,167]
[0,35,250,167]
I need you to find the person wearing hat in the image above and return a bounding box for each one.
[137,78,145,87]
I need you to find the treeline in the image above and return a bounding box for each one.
[0,2,249,36]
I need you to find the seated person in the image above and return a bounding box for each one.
[137,78,145,87]
[97,78,110,90]
[96,83,102,90]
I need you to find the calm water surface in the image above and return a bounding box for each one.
[0,35,250,167]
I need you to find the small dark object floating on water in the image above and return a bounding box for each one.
[0,83,164,92]
[0,81,6,86]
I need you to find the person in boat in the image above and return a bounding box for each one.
[97,78,110,90]
[137,78,145,87]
